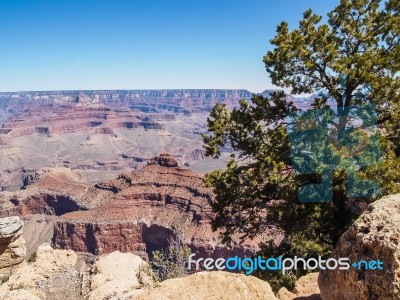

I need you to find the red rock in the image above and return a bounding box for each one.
[1,157,281,262]
[51,158,276,259]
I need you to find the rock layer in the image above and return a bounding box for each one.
[52,159,270,259]
[0,168,114,217]
[319,194,400,299]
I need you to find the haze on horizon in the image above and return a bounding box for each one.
[0,0,336,93]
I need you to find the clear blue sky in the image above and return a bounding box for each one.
[0,0,338,93]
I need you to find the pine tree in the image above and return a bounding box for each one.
[203,0,400,290]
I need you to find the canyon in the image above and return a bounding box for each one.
[0,155,281,262]
[0,89,395,299]
[0,89,286,277]
[0,89,316,190]
[3,193,399,299]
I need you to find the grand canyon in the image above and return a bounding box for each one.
[0,91,290,253]
[0,89,396,300]
[0,90,263,189]
[0,89,315,190]
[1,0,398,298]
[0,90,286,299]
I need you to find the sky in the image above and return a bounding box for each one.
[0,0,338,93]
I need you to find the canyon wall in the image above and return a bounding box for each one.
[0,156,278,261]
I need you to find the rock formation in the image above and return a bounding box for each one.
[276,288,298,300]
[319,193,400,299]
[3,190,400,300]
[292,272,320,298]
[0,217,155,300]
[0,89,253,115]
[0,168,117,262]
[0,238,280,300]
[51,157,273,259]
[0,216,26,280]
[0,89,301,189]
[0,243,81,299]
[135,271,278,300]
[147,153,180,167]
[0,167,115,218]
[85,251,153,300]
[0,158,277,263]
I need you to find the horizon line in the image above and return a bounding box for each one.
[0,88,289,94]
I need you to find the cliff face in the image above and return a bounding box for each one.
[0,89,253,113]
[0,168,116,257]
[319,194,400,300]
[51,156,265,258]
[0,156,274,260]
[0,89,254,144]
[0,168,114,218]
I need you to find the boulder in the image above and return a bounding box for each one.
[319,194,400,299]
[276,273,320,300]
[0,235,26,269]
[133,271,278,300]
[33,243,77,276]
[86,251,152,300]
[86,280,145,300]
[0,217,26,278]
[148,153,180,167]
[292,272,320,298]
[0,216,24,241]
[276,287,297,300]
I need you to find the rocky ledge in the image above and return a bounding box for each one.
[0,239,280,300]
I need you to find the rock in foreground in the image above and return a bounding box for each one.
[0,216,26,279]
[134,271,277,300]
[319,194,400,299]
[276,272,320,300]
[0,241,154,300]
[0,243,80,300]
[85,251,152,300]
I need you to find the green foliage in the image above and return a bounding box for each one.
[137,263,157,289]
[253,244,298,292]
[150,236,191,282]
[203,0,400,291]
